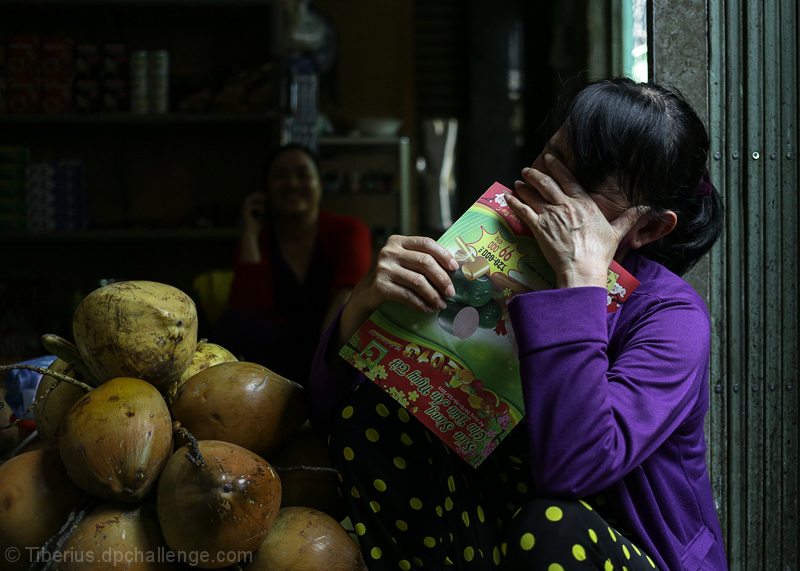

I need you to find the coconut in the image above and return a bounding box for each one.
[34,358,88,440]
[157,440,282,569]
[54,502,177,571]
[267,421,344,520]
[59,377,173,503]
[164,341,237,405]
[170,361,308,458]
[243,507,367,571]
[72,281,198,392]
[0,448,85,571]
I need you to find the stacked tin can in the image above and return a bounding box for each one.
[129,49,168,114]
[129,50,148,114]
[147,50,169,114]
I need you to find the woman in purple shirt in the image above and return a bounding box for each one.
[308,78,727,570]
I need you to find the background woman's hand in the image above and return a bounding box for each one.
[336,235,458,348]
[506,154,644,289]
[241,191,268,236]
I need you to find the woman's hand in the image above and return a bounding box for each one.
[506,154,644,289]
[241,191,268,236]
[336,235,458,349]
[237,192,268,264]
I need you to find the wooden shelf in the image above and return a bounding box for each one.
[0,228,240,243]
[0,112,279,126]
[319,136,410,147]
[0,0,275,6]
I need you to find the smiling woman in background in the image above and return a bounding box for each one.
[209,144,373,386]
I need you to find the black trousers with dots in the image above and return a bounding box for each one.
[328,382,661,571]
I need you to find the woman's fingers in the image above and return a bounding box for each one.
[611,205,649,239]
[376,266,447,312]
[542,154,587,198]
[371,235,458,313]
[520,154,587,205]
[505,191,539,228]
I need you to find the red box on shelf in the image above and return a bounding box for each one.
[41,81,73,114]
[40,37,74,79]
[5,36,39,77]
[5,78,40,114]
[74,43,101,80]
[74,79,101,113]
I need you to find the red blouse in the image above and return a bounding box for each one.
[228,210,373,315]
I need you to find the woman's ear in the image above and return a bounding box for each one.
[629,210,677,249]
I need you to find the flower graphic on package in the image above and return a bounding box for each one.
[607,281,627,307]
[365,364,387,381]
[493,193,508,207]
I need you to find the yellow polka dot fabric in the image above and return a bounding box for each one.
[327,381,661,571]
[463,546,475,561]
[572,544,586,561]
[520,533,535,550]
[545,506,563,522]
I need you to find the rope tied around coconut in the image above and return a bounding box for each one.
[173,421,205,466]
[0,364,94,433]
[28,494,97,571]
[274,465,340,474]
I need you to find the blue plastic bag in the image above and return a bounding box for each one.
[3,354,57,421]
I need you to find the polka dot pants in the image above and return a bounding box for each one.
[328,382,661,571]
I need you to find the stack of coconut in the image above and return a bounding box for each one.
[0,281,365,571]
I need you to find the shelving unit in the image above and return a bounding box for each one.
[317,136,412,248]
[0,112,279,126]
[0,0,284,359]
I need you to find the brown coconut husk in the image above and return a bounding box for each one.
[156,439,282,569]
[0,447,85,571]
[58,377,173,503]
[170,361,308,459]
[242,506,367,571]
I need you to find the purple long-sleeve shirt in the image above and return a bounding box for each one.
[308,253,727,571]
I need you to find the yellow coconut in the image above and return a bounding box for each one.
[243,507,367,571]
[164,341,237,405]
[54,502,178,570]
[59,377,173,502]
[0,447,85,571]
[157,440,282,569]
[170,361,308,458]
[72,281,198,392]
[33,358,88,440]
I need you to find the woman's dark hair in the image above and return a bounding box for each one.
[261,144,321,189]
[554,77,724,276]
